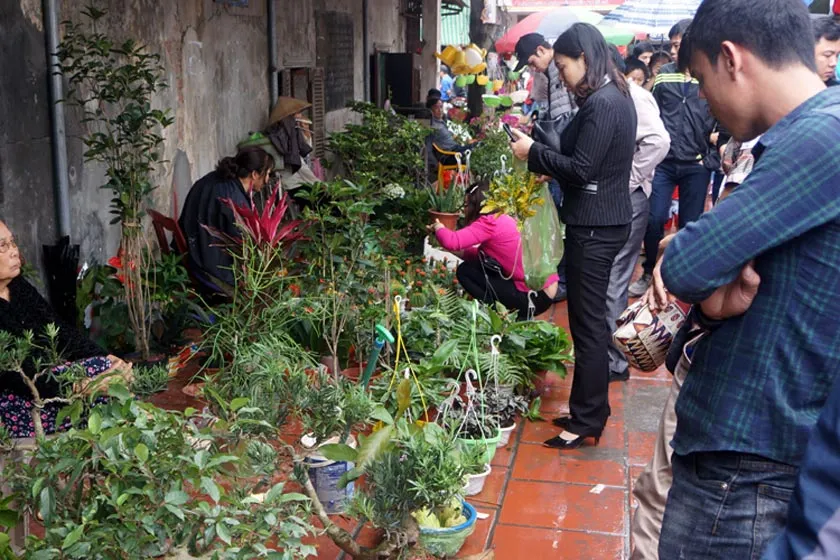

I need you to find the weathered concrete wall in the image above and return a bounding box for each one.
[0,0,405,278]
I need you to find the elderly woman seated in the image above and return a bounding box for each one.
[0,219,132,439]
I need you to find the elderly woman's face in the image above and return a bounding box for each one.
[0,221,21,283]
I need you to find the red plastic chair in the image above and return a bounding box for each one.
[148,209,187,256]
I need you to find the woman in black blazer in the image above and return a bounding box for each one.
[511,23,637,449]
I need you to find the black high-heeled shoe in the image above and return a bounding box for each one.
[543,430,602,450]
[551,416,572,429]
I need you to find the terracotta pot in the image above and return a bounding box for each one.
[429,210,459,231]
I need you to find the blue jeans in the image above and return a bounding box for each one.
[659,452,799,560]
[642,160,711,274]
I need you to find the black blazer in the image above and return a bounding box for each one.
[528,80,637,227]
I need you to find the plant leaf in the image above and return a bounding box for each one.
[201,477,221,503]
[337,424,393,489]
[62,524,84,549]
[134,443,149,463]
[318,444,357,463]
[164,490,189,506]
[87,412,102,435]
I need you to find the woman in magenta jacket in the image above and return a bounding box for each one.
[431,181,559,320]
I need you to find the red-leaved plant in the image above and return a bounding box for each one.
[204,188,307,251]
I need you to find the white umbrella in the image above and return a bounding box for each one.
[602,0,702,40]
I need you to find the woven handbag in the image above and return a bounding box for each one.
[612,300,691,372]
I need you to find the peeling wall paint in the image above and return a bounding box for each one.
[0,0,405,278]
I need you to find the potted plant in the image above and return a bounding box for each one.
[3,391,318,558]
[439,393,502,467]
[483,385,530,447]
[56,6,174,361]
[458,442,491,496]
[426,178,465,231]
[344,421,476,558]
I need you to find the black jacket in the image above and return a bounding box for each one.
[652,63,716,163]
[179,171,250,288]
[1,277,104,399]
[528,80,636,227]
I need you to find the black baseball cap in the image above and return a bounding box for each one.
[513,33,548,72]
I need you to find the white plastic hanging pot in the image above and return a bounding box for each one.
[498,421,517,448]
[463,464,492,496]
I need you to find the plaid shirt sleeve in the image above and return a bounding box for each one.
[661,113,840,303]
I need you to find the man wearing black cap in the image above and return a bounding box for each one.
[514,32,576,121]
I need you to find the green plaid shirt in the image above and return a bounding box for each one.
[661,87,840,466]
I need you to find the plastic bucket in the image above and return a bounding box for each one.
[498,421,516,448]
[463,464,491,496]
[302,435,356,514]
[456,427,502,465]
[419,501,477,557]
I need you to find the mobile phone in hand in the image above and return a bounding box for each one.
[502,123,516,142]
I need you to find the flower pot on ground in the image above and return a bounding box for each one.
[463,464,491,496]
[428,210,459,231]
[417,500,477,557]
[301,433,358,514]
[426,178,465,231]
[498,420,517,448]
[456,427,502,466]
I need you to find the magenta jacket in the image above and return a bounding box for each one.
[435,214,559,293]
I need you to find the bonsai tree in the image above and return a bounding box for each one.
[0,326,124,440]
[56,5,174,360]
[3,391,317,558]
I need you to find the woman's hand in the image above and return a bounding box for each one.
[509,128,534,161]
[425,219,445,235]
[76,355,134,396]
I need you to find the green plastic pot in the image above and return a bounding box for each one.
[456,427,502,465]
[482,94,501,108]
[464,74,476,85]
[500,96,513,108]
[419,501,477,557]
[455,75,468,88]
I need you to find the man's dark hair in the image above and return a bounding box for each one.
[632,41,654,58]
[425,95,441,109]
[814,17,840,43]
[669,19,692,40]
[681,0,816,73]
[625,57,651,81]
[553,23,629,98]
[649,50,673,69]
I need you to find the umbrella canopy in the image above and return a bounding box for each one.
[601,0,702,39]
[495,8,603,55]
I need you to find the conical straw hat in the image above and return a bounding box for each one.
[269,96,312,125]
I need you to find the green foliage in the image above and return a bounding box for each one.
[129,362,169,397]
[468,126,512,182]
[483,167,544,225]
[326,101,429,190]
[426,179,464,214]
[348,422,465,533]
[56,5,174,225]
[481,386,529,428]
[5,390,317,559]
[294,179,385,366]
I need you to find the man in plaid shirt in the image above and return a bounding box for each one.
[654,0,840,558]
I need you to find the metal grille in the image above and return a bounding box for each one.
[311,67,326,159]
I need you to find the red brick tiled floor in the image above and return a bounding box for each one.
[155,298,672,559]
